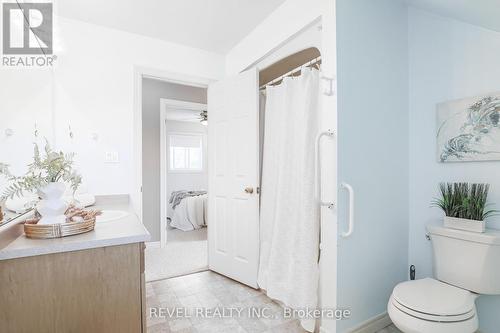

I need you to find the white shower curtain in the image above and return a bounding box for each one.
[258,68,321,332]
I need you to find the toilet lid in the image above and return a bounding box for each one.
[393,278,475,316]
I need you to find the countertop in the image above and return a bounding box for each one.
[0,195,150,260]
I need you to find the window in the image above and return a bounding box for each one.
[168,134,203,172]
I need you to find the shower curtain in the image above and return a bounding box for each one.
[258,68,320,332]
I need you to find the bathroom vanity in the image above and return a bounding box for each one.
[0,196,150,333]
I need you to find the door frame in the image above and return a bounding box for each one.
[159,98,208,248]
[132,66,213,238]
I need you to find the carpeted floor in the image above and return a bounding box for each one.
[145,227,208,282]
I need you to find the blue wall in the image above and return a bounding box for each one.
[408,8,500,332]
[336,0,409,331]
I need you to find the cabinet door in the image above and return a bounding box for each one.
[0,243,143,333]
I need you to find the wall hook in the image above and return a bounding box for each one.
[321,75,336,96]
[68,125,74,139]
[34,123,38,138]
[5,128,14,137]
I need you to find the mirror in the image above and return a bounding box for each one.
[0,68,54,227]
[0,205,33,227]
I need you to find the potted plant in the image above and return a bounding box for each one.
[0,141,82,225]
[432,182,497,233]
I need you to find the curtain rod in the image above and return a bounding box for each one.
[259,56,322,90]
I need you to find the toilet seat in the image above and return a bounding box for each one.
[388,278,479,333]
[391,278,476,322]
[391,297,475,322]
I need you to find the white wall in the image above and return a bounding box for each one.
[0,16,224,204]
[54,17,223,196]
[0,69,54,192]
[165,120,208,218]
[408,8,500,332]
[336,0,409,331]
[254,20,322,70]
[225,0,324,74]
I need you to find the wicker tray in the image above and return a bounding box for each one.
[24,208,101,239]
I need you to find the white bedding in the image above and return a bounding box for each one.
[170,194,207,231]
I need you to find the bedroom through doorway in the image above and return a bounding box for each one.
[141,76,209,282]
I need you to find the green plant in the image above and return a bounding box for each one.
[432,182,498,221]
[0,141,82,201]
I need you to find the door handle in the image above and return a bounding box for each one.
[244,187,254,194]
[341,183,354,238]
[315,130,335,209]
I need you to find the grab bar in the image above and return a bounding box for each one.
[341,183,354,238]
[315,130,335,209]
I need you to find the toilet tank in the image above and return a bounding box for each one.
[428,225,500,295]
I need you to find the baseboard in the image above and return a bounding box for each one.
[320,314,483,333]
[145,241,161,248]
[345,312,392,333]
[318,313,392,333]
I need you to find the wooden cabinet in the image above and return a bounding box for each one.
[0,243,146,333]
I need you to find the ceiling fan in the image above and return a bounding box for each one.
[166,108,208,125]
[199,110,208,124]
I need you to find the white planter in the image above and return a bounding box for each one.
[36,182,68,225]
[444,216,486,233]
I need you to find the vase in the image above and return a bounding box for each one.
[444,216,486,233]
[36,182,68,225]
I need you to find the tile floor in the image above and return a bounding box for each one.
[146,271,400,333]
[146,270,306,333]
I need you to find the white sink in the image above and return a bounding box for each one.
[96,210,129,223]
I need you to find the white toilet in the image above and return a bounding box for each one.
[388,225,500,333]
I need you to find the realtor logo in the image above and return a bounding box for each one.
[2,2,53,55]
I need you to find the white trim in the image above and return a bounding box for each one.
[167,170,205,174]
[136,66,212,88]
[244,17,322,72]
[160,99,207,248]
[345,313,392,333]
[133,66,212,243]
[132,68,144,222]
[145,241,161,249]
[161,99,207,111]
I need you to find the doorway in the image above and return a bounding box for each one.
[139,75,210,282]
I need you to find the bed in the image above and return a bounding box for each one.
[168,191,207,231]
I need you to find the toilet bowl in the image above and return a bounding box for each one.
[388,225,500,333]
[388,278,478,333]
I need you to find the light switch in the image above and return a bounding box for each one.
[104,151,119,164]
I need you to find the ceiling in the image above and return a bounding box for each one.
[56,0,286,54]
[406,0,500,33]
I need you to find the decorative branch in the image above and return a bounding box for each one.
[0,141,82,201]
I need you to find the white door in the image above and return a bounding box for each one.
[207,68,260,288]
